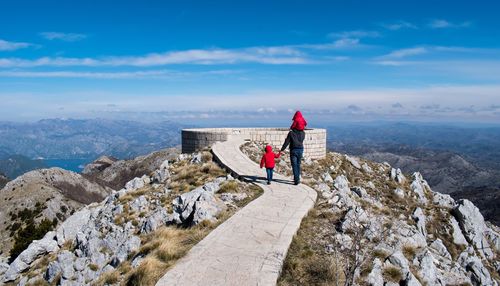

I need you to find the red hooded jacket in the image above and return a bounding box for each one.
[260,145,280,168]
[290,111,307,131]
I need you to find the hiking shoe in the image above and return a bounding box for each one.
[267,181,271,185]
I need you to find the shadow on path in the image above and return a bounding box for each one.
[239,175,295,185]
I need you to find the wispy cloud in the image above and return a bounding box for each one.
[379,47,428,59]
[0,41,356,67]
[328,30,380,38]
[428,19,471,29]
[381,21,418,30]
[39,32,87,42]
[0,39,32,51]
[0,69,240,79]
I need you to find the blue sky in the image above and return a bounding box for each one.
[1,0,500,123]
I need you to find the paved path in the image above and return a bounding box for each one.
[156,138,317,286]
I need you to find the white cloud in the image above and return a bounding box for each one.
[380,47,428,59]
[0,43,339,67]
[381,21,418,30]
[329,30,380,38]
[428,19,471,29]
[0,69,241,79]
[39,32,87,41]
[0,39,32,51]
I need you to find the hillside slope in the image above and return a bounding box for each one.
[241,142,499,285]
[0,168,111,260]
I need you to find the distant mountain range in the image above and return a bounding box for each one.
[0,118,185,177]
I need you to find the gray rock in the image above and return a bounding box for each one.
[56,207,91,246]
[362,163,373,173]
[57,250,76,280]
[452,199,493,259]
[412,207,427,237]
[321,172,334,183]
[4,231,59,282]
[45,260,61,283]
[351,186,367,198]
[367,258,383,286]
[410,172,429,203]
[416,250,441,286]
[125,176,146,191]
[333,175,350,193]
[387,251,410,276]
[172,181,226,225]
[130,195,149,212]
[220,193,248,203]
[140,208,169,234]
[345,155,361,169]
[152,159,170,183]
[390,168,406,183]
[458,250,494,286]
[432,192,455,208]
[430,239,452,259]
[393,188,405,198]
[450,216,468,246]
[190,152,202,164]
[340,206,368,232]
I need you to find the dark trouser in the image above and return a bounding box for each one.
[266,168,274,182]
[290,148,303,184]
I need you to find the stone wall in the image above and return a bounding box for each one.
[182,128,326,159]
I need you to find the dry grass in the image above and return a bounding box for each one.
[219,180,239,193]
[383,265,403,283]
[402,245,418,260]
[279,207,345,286]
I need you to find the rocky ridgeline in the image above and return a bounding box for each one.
[0,153,249,285]
[310,153,499,286]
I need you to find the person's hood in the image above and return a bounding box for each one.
[293,111,303,120]
[265,145,273,153]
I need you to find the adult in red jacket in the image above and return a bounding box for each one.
[260,145,281,184]
[290,111,307,131]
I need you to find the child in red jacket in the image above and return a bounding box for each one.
[260,145,281,184]
[290,110,307,131]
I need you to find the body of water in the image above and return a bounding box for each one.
[42,158,91,173]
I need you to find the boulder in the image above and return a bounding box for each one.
[56,207,92,246]
[458,249,494,286]
[450,216,468,246]
[452,199,493,259]
[345,155,361,169]
[140,208,169,234]
[340,206,369,232]
[151,159,170,183]
[4,232,59,282]
[412,207,427,238]
[125,175,148,191]
[390,168,406,183]
[190,153,202,164]
[410,172,429,203]
[172,180,226,225]
[430,239,452,259]
[416,250,441,286]
[432,192,455,208]
[333,175,350,193]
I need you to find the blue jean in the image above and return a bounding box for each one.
[266,168,274,182]
[290,148,303,184]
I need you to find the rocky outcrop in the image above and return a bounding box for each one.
[82,148,179,190]
[171,177,228,226]
[452,199,494,259]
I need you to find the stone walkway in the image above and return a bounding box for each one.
[156,138,317,286]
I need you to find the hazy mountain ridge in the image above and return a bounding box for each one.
[0,118,184,160]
